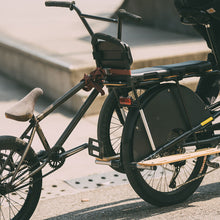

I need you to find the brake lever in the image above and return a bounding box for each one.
[117,9,142,23]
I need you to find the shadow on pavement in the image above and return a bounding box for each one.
[45,182,220,220]
[0,73,73,118]
[80,20,200,49]
[45,197,151,220]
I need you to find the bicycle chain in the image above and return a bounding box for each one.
[176,166,219,188]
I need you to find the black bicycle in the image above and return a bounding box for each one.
[0,1,220,219]
[120,9,220,206]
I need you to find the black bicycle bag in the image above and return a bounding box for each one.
[174,0,220,21]
[92,33,133,71]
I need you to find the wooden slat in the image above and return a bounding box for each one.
[138,148,220,167]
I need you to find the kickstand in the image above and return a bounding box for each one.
[169,166,180,189]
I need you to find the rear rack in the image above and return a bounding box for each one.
[104,60,214,87]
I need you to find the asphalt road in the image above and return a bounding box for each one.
[31,167,220,220]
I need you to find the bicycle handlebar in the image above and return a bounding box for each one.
[45,1,142,39]
[45,1,142,23]
[45,1,75,10]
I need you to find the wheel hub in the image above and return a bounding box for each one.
[49,146,65,169]
[0,183,14,195]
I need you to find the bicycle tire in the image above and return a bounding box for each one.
[122,84,212,206]
[98,89,128,173]
[0,136,42,220]
[98,88,146,173]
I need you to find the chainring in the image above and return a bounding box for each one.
[49,146,65,169]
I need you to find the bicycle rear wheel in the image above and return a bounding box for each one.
[0,136,42,220]
[122,84,212,206]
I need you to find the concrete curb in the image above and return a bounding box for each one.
[0,37,208,114]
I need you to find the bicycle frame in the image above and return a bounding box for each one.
[10,75,146,188]
[24,82,98,150]
[4,1,143,189]
[5,81,97,187]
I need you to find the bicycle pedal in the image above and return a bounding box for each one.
[111,159,121,169]
[88,138,104,159]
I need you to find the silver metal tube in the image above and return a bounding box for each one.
[139,109,156,151]
[11,125,37,183]
[136,163,156,170]
[95,160,112,166]
[120,108,126,121]
[60,144,88,159]
[13,161,47,188]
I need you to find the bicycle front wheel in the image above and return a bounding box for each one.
[0,136,42,220]
[122,84,212,206]
[98,88,145,173]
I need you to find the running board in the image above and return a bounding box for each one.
[138,148,220,167]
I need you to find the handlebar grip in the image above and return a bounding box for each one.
[45,1,75,9]
[117,9,142,22]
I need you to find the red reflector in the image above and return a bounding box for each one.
[119,96,132,105]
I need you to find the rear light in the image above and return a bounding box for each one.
[119,96,133,106]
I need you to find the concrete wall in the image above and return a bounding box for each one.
[120,0,198,35]
[0,38,105,115]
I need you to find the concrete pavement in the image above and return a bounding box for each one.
[0,72,220,220]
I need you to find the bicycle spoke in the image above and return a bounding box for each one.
[3,195,20,219]
[8,194,15,220]
[110,125,123,135]
[0,137,42,219]
[0,196,6,220]
[139,156,203,193]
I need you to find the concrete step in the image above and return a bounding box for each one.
[0,0,210,115]
[0,34,208,115]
